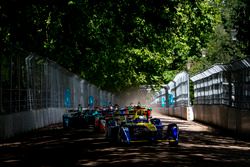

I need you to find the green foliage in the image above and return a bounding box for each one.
[206,25,236,64]
[187,0,250,76]
[187,56,212,76]
[1,0,222,92]
[227,0,250,56]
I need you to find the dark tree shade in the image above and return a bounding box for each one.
[1,0,221,92]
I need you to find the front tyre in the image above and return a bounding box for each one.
[117,127,124,143]
[63,117,69,129]
[117,127,130,145]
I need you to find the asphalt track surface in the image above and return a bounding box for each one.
[1,111,250,167]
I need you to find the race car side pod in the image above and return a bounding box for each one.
[166,123,179,146]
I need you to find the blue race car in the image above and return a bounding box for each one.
[63,108,100,129]
[105,106,179,146]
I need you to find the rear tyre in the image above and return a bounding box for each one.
[167,123,179,146]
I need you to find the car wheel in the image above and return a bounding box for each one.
[117,127,124,143]
[167,123,179,146]
[63,118,69,129]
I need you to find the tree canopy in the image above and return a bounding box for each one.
[188,0,250,75]
[1,0,222,92]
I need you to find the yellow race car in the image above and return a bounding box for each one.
[105,106,179,146]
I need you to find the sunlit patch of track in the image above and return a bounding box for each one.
[1,113,250,167]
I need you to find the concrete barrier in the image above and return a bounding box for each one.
[0,108,65,139]
[158,104,250,136]
[156,106,194,121]
[193,105,250,136]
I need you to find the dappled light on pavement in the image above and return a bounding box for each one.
[1,113,250,167]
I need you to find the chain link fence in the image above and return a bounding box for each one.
[151,71,190,108]
[168,71,190,107]
[0,50,28,113]
[191,57,250,109]
[0,53,114,114]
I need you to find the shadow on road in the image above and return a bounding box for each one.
[1,117,250,167]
